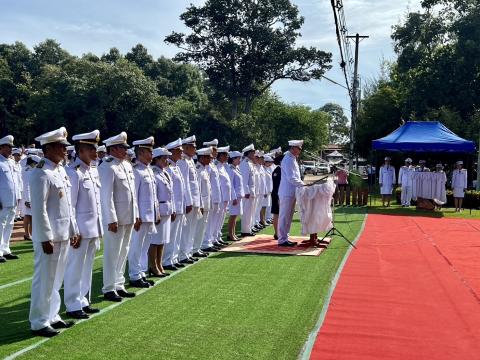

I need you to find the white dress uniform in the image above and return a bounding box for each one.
[64,153,103,313]
[98,132,138,294]
[164,158,186,266]
[399,163,415,206]
[22,164,34,216]
[227,159,244,216]
[278,144,305,244]
[29,127,79,331]
[215,157,233,242]
[128,155,158,281]
[203,160,222,248]
[178,136,200,260]
[254,162,267,225]
[0,136,21,257]
[195,151,212,253]
[149,162,174,245]
[452,168,468,198]
[13,154,23,218]
[379,165,396,195]
[240,144,256,234]
[264,162,274,220]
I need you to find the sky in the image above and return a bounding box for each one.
[0,0,421,115]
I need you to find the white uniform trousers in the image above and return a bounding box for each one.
[254,195,263,225]
[163,214,184,266]
[0,206,16,256]
[241,197,255,233]
[401,185,412,206]
[102,224,133,293]
[29,240,69,330]
[193,210,208,254]
[64,237,98,312]
[128,223,152,281]
[179,208,198,261]
[214,202,228,243]
[278,196,296,244]
[202,203,220,248]
[140,231,151,277]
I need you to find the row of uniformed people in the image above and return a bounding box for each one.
[3,127,276,337]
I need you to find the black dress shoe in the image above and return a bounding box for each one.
[274,234,278,240]
[32,326,59,337]
[217,240,228,246]
[278,241,297,247]
[129,279,150,288]
[190,257,199,262]
[24,235,32,241]
[0,256,5,263]
[82,306,100,314]
[4,253,19,260]
[51,320,75,329]
[66,310,89,319]
[241,233,255,237]
[193,251,208,257]
[117,289,136,298]
[163,265,178,271]
[142,277,155,286]
[174,262,185,268]
[180,258,195,264]
[104,291,122,302]
[202,247,217,252]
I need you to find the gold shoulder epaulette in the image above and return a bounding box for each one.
[36,160,45,169]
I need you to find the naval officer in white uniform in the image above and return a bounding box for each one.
[128,136,158,288]
[215,146,233,244]
[277,140,305,246]
[398,158,414,207]
[239,144,256,237]
[0,135,21,262]
[29,127,80,337]
[452,160,468,212]
[379,157,396,207]
[99,132,139,302]
[64,130,103,319]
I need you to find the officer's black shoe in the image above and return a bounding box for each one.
[217,240,228,246]
[104,291,122,302]
[32,326,59,337]
[174,262,185,268]
[82,306,100,314]
[190,257,199,262]
[129,279,150,288]
[117,289,136,298]
[51,320,75,329]
[193,251,208,257]
[163,265,178,271]
[142,277,155,286]
[0,256,6,263]
[278,241,298,247]
[241,233,255,237]
[4,253,19,260]
[66,310,89,319]
[180,258,195,264]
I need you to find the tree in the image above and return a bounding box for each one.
[319,103,349,144]
[165,0,331,118]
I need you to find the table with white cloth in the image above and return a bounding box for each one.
[411,172,447,204]
[296,179,336,235]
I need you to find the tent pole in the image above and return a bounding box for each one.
[476,132,480,191]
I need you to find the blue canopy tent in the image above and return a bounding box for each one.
[372,121,476,153]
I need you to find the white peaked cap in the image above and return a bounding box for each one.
[66,146,75,152]
[384,157,391,161]
[217,146,230,153]
[419,160,426,164]
[271,147,282,155]
[405,158,412,162]
[197,147,213,156]
[288,140,304,148]
[104,132,129,148]
[0,135,14,146]
[182,135,196,145]
[35,127,70,146]
[165,138,183,150]
[26,148,41,155]
[228,151,242,158]
[456,161,463,165]
[132,136,155,149]
[97,145,106,153]
[436,163,444,168]
[152,147,171,158]
[12,148,21,155]
[203,139,218,147]
[242,144,255,153]
[255,150,264,157]
[264,155,274,162]
[72,130,100,145]
[30,155,41,163]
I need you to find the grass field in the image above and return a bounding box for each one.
[0,208,366,359]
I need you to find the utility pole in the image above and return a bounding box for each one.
[347,33,368,170]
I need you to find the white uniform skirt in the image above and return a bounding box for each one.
[149,216,171,245]
[229,199,243,216]
[380,185,393,195]
[453,187,465,198]
[22,200,32,216]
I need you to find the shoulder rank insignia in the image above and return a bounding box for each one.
[36,160,45,169]
[105,157,113,163]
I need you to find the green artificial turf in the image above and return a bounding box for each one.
[0,208,366,359]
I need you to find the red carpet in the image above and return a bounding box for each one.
[310,215,480,360]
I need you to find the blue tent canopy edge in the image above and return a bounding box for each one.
[372,121,477,153]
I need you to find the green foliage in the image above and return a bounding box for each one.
[165,0,331,117]
[320,103,349,144]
